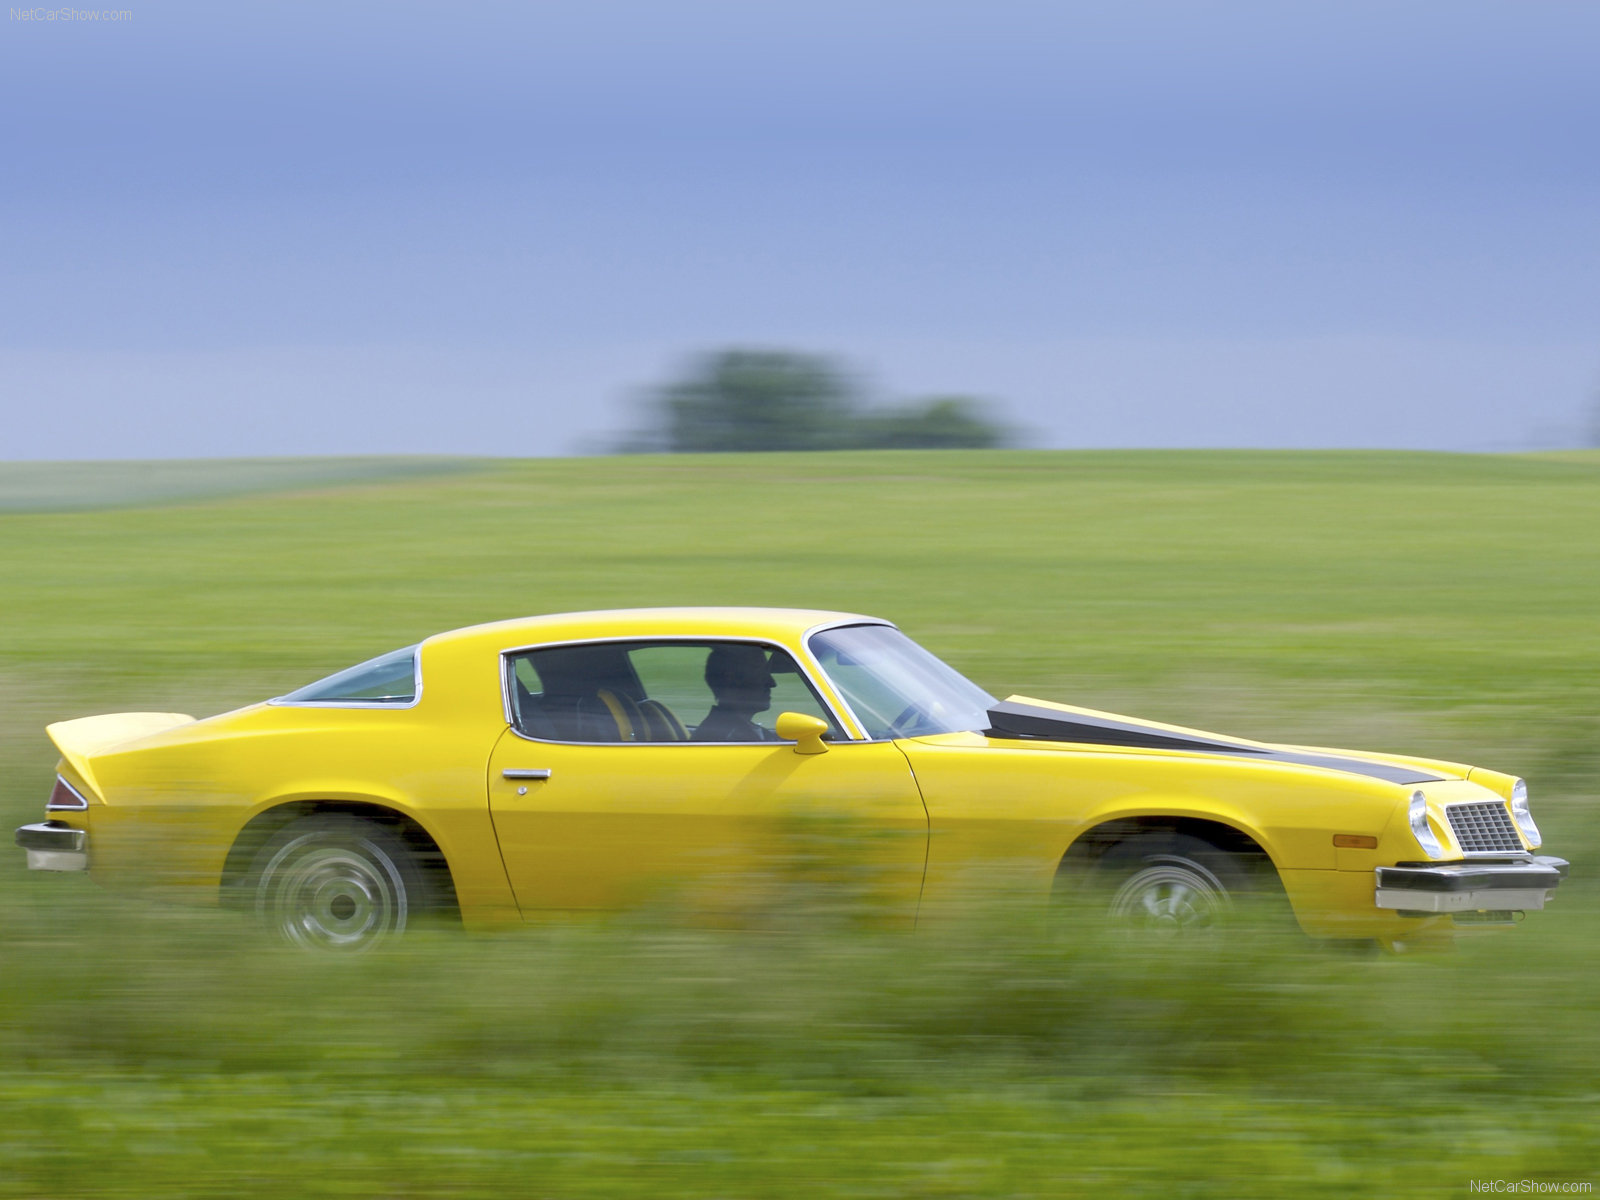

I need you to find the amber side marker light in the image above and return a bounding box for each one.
[1332,834,1378,849]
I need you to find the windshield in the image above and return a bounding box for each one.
[807,624,996,739]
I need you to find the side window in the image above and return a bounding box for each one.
[278,645,418,705]
[627,645,716,729]
[507,641,842,744]
[762,654,841,737]
[507,643,644,743]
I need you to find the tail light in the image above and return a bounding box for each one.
[47,776,90,811]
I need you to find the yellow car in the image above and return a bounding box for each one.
[16,607,1567,950]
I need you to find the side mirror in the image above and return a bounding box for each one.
[775,711,830,755]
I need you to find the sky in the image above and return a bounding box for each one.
[2,0,1597,458]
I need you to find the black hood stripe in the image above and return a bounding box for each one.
[985,700,1443,786]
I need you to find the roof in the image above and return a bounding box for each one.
[424,607,890,656]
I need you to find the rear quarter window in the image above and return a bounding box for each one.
[276,645,420,705]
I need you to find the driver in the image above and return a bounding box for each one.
[692,644,779,742]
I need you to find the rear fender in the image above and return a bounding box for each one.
[46,712,196,798]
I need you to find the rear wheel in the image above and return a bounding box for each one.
[250,815,425,952]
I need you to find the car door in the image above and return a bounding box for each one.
[486,638,929,923]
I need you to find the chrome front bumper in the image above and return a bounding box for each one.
[15,821,88,872]
[1375,855,1569,914]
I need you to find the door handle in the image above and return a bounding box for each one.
[502,769,552,781]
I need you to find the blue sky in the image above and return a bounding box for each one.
[3,0,1597,457]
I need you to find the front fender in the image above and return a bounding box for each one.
[899,733,1405,904]
[1066,794,1279,867]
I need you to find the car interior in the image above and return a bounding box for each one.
[506,641,833,744]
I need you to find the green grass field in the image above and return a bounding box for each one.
[3,450,1598,1197]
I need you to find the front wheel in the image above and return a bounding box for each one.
[250,815,424,952]
[1093,834,1251,938]
[1106,854,1232,934]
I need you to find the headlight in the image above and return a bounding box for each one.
[1408,791,1445,859]
[1510,778,1542,847]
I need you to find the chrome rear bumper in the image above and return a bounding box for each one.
[15,821,87,872]
[1375,855,1568,914]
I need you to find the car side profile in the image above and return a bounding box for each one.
[17,607,1568,950]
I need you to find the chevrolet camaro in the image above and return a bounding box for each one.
[16,608,1567,950]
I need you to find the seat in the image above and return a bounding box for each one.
[636,698,688,741]
[510,645,686,743]
[585,688,644,741]
[513,645,644,742]
[511,677,559,740]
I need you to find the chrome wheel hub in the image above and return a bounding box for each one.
[258,837,407,952]
[1108,858,1230,936]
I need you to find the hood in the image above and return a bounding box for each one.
[985,696,1447,786]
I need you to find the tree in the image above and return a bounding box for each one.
[647,350,862,453]
[626,349,1010,453]
[853,396,1006,450]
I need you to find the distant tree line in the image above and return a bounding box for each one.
[620,350,1011,453]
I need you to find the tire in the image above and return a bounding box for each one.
[1093,833,1249,938]
[249,815,428,952]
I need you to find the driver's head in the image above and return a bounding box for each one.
[704,644,776,713]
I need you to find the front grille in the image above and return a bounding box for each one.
[1446,801,1523,854]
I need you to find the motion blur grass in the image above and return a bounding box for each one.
[0,456,483,513]
[3,450,1598,1196]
